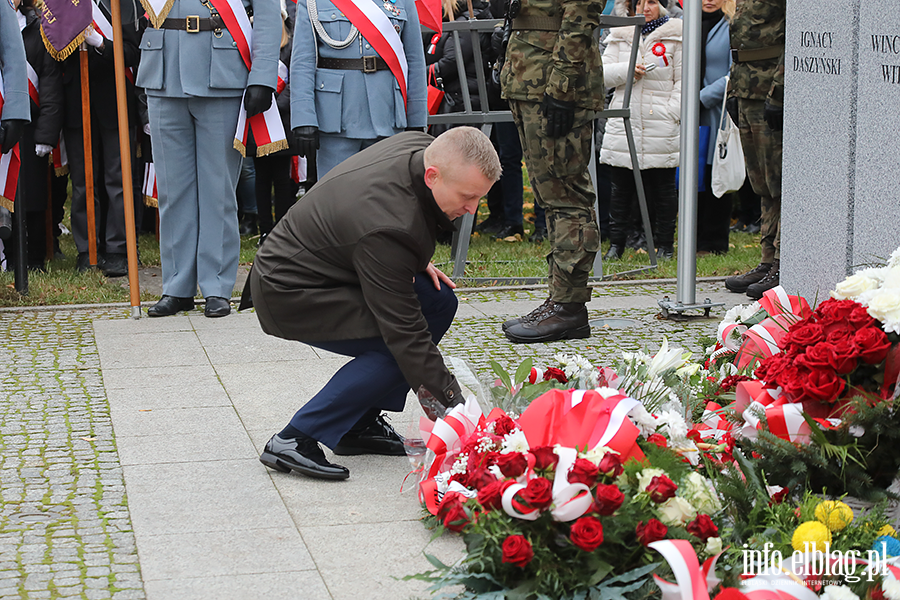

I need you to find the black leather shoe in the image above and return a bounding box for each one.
[746,260,780,300]
[204,296,231,318]
[495,224,524,240]
[656,246,674,260]
[475,216,502,234]
[505,302,591,344]
[148,295,195,317]
[604,244,624,260]
[260,434,350,480]
[530,226,547,243]
[502,298,553,332]
[100,253,128,277]
[75,252,93,273]
[724,261,773,293]
[333,413,405,456]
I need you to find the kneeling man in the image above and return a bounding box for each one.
[251,127,500,480]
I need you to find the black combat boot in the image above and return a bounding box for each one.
[745,259,780,300]
[502,298,553,332]
[724,261,773,293]
[504,302,591,344]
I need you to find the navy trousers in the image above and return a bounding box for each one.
[289,274,458,448]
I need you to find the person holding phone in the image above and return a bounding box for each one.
[599,0,682,261]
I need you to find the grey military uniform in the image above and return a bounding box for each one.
[0,0,29,123]
[136,0,280,299]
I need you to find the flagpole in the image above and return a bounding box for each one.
[79,46,98,269]
[109,0,141,318]
[44,166,53,262]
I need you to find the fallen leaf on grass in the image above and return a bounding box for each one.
[80,436,96,442]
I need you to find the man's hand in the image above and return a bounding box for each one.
[725,96,739,126]
[293,126,319,158]
[243,85,273,117]
[84,26,105,51]
[764,99,783,131]
[0,120,26,154]
[424,262,455,291]
[35,144,53,157]
[541,94,575,138]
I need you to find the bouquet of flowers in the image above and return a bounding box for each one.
[410,388,726,599]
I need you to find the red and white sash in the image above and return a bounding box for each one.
[142,162,158,207]
[290,155,307,184]
[207,0,288,157]
[52,137,68,176]
[91,1,136,83]
[327,0,409,106]
[0,72,21,213]
[26,63,39,107]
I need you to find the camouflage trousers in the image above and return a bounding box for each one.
[737,98,782,263]
[509,99,599,304]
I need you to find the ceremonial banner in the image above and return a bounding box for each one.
[36,0,92,60]
[142,162,157,207]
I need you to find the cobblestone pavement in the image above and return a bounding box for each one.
[0,280,741,598]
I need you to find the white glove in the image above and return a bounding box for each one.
[143,123,151,136]
[35,144,53,157]
[85,26,105,49]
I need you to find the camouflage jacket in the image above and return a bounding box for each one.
[728,0,785,106]
[500,0,606,109]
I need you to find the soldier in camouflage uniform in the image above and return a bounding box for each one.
[498,0,606,343]
[723,0,784,300]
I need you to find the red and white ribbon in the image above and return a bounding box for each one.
[51,136,68,176]
[649,540,711,600]
[142,162,158,207]
[290,155,307,184]
[0,72,21,212]
[329,0,409,107]
[207,0,288,157]
[26,62,39,106]
[91,1,135,83]
[276,60,288,95]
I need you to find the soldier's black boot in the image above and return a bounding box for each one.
[745,259,780,300]
[724,261,772,293]
[504,302,590,344]
[502,298,553,332]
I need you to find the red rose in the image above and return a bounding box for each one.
[570,516,604,552]
[755,354,787,384]
[805,368,846,403]
[848,304,876,329]
[769,486,790,505]
[530,446,559,471]
[635,518,668,546]
[593,483,625,515]
[803,342,834,370]
[492,415,518,437]
[828,339,860,375]
[779,365,812,403]
[647,433,668,448]
[854,326,891,365]
[441,501,471,532]
[786,320,825,349]
[519,477,553,510]
[448,472,471,488]
[567,458,600,487]
[468,467,498,490]
[501,534,534,567]
[815,299,857,324]
[720,374,750,392]
[496,452,528,478]
[477,479,512,511]
[542,367,568,384]
[598,453,623,478]
[685,513,719,541]
[646,475,678,503]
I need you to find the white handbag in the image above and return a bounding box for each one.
[711,78,746,198]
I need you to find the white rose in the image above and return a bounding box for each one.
[832,273,880,300]
[821,586,859,600]
[705,536,723,556]
[637,468,666,491]
[658,496,697,526]
[867,290,900,325]
[883,267,900,289]
[683,472,723,514]
[883,578,900,600]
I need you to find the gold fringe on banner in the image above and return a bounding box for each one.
[254,138,289,158]
[233,138,247,158]
[53,165,69,176]
[37,14,87,62]
[143,194,158,208]
[0,196,14,212]
[138,0,176,29]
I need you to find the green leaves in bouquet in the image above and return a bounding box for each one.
[489,358,559,416]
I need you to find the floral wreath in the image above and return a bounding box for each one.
[652,42,668,66]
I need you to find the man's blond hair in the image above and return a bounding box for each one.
[424,127,501,182]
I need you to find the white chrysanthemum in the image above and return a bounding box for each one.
[884,578,900,600]
[867,289,900,334]
[656,410,688,441]
[889,247,900,269]
[683,472,723,514]
[739,301,761,321]
[821,585,859,600]
[883,266,900,289]
[637,468,666,491]
[628,404,658,437]
[500,429,529,454]
[705,536,723,556]
[658,496,697,525]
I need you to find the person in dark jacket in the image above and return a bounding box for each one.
[252,128,499,480]
[6,0,63,272]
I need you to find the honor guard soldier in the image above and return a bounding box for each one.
[0,0,29,239]
[499,0,606,343]
[290,0,428,177]
[137,0,282,317]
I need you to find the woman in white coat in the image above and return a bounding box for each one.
[600,0,682,260]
